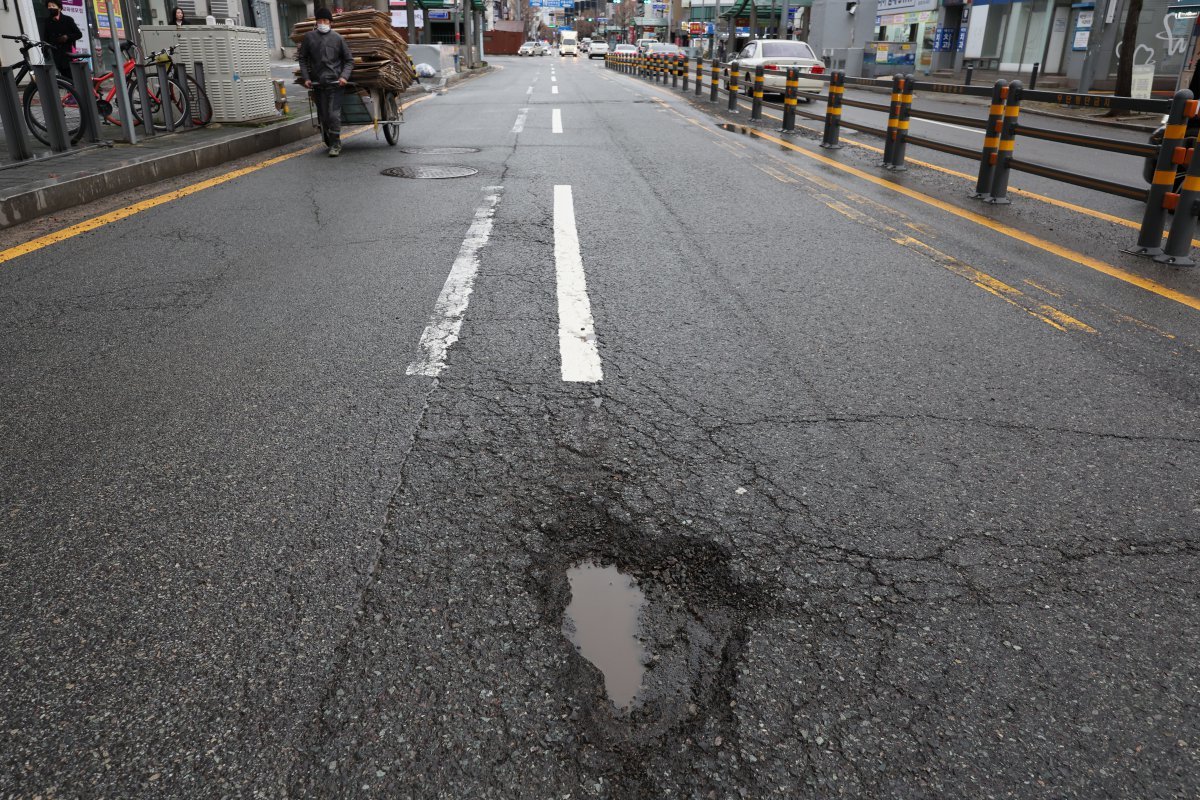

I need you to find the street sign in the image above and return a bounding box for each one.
[91,0,126,39]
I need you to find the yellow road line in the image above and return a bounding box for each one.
[0,94,434,267]
[741,126,1200,313]
[822,195,1095,333]
[723,94,1192,243]
[1022,278,1063,297]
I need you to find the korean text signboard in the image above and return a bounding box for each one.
[92,0,126,39]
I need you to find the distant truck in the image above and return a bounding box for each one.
[560,30,578,57]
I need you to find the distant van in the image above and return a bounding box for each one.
[560,31,578,57]
[635,37,658,54]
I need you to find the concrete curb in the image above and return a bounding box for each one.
[0,116,316,229]
[0,65,496,228]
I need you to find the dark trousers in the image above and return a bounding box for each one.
[314,84,344,141]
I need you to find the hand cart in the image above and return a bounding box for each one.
[309,83,401,147]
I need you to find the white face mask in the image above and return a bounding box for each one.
[317,22,331,33]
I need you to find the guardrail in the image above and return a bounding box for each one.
[605,52,1200,266]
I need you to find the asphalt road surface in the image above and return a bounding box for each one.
[2,54,1200,799]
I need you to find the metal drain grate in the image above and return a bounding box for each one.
[398,146,481,154]
[381,166,480,179]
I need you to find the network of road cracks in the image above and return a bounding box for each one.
[3,55,1200,799]
[290,76,1199,792]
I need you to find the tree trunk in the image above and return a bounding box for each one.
[1109,0,1143,112]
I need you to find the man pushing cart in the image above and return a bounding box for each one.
[298,7,353,157]
[293,9,416,155]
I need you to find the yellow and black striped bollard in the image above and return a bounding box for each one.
[882,73,904,168]
[751,64,764,120]
[971,80,1008,197]
[985,79,1023,203]
[1157,130,1200,265]
[782,67,798,131]
[1127,90,1195,256]
[886,73,914,170]
[695,57,703,97]
[820,69,844,148]
[728,61,740,111]
[710,57,720,102]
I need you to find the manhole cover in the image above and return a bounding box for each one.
[381,166,479,179]
[398,146,480,154]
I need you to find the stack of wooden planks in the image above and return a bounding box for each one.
[291,10,416,92]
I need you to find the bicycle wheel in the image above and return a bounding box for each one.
[185,75,212,126]
[128,74,187,130]
[382,92,399,146]
[22,79,85,146]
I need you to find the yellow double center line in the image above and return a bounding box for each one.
[0,94,434,267]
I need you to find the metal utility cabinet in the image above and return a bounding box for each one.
[141,25,276,122]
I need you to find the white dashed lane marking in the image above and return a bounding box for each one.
[406,188,504,378]
[553,185,603,383]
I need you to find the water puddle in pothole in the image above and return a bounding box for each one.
[562,562,647,710]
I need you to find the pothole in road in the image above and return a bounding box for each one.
[397,146,481,154]
[562,561,647,711]
[380,165,479,179]
[528,496,774,752]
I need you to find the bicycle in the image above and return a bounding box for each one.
[1,33,85,147]
[140,43,212,127]
[84,40,195,131]
[13,34,211,142]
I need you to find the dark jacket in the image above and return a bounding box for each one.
[41,11,82,71]
[298,29,354,85]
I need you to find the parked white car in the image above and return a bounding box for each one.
[588,41,609,59]
[730,39,825,98]
[518,41,544,56]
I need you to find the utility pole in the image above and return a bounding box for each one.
[464,0,475,68]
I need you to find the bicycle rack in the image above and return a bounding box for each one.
[69,61,105,144]
[31,64,71,153]
[0,66,32,161]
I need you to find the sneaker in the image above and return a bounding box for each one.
[328,143,341,157]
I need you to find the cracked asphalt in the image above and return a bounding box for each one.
[2,54,1200,799]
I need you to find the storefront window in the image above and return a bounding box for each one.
[998,0,1053,66]
[1121,0,1193,80]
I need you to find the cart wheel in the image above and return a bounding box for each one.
[383,92,400,146]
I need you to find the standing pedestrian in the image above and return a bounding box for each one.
[41,0,82,78]
[171,6,188,25]
[298,7,354,157]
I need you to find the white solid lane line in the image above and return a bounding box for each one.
[553,185,603,383]
[552,86,559,94]
[552,108,563,133]
[406,188,504,378]
[512,107,528,133]
[917,118,979,134]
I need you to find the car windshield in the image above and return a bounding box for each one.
[759,41,816,59]
[523,42,536,46]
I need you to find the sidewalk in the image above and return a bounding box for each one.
[0,65,485,229]
[0,102,316,228]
